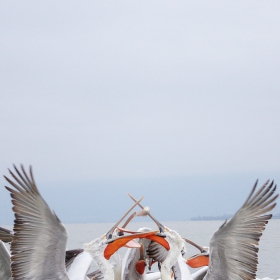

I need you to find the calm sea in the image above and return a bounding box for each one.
[63,219,280,279]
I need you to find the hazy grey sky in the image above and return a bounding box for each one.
[0,1,279,223]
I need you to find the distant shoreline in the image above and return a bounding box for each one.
[190,214,280,221]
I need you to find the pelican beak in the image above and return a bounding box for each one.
[104,230,169,260]
[117,227,139,234]
[120,232,166,249]
[143,233,170,250]
[124,239,141,248]
[139,243,145,260]
[183,238,205,253]
[186,253,209,268]
[120,207,150,230]
[106,196,144,240]
[128,193,165,233]
[183,237,209,267]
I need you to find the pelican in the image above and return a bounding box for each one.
[185,180,278,280]
[129,194,190,280]
[119,228,206,280]
[4,165,169,280]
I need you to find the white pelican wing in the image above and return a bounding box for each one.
[66,251,93,280]
[205,180,278,280]
[4,165,69,280]
[172,254,192,280]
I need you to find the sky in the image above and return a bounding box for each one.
[0,1,280,224]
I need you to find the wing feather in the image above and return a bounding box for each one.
[205,180,278,280]
[0,227,13,243]
[4,165,69,280]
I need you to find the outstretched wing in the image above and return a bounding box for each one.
[4,165,69,280]
[205,180,278,280]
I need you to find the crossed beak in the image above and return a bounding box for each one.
[104,230,170,260]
